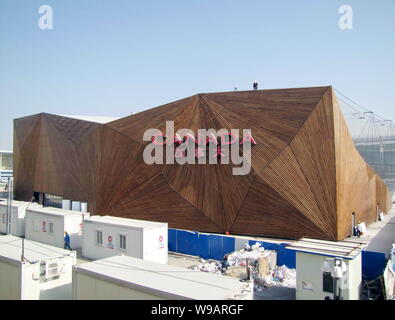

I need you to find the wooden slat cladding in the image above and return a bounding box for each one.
[231,175,330,239]
[13,87,391,240]
[13,114,42,200]
[44,113,100,144]
[65,127,101,205]
[332,92,389,239]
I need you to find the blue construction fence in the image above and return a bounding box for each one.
[361,250,387,280]
[168,228,296,268]
[168,228,387,280]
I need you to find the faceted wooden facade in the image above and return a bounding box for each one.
[13,86,391,240]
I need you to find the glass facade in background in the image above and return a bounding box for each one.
[43,193,63,208]
[355,137,395,192]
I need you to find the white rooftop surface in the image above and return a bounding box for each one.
[0,199,34,207]
[84,215,166,230]
[75,255,244,300]
[59,115,120,124]
[28,205,85,217]
[0,235,74,263]
[286,237,365,260]
[0,200,43,210]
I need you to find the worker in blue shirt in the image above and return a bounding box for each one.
[64,231,72,250]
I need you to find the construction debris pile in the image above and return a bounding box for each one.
[190,242,296,289]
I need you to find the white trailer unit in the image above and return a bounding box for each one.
[62,200,88,212]
[25,206,88,249]
[0,235,76,300]
[82,216,168,264]
[0,200,39,236]
[286,238,364,300]
[73,255,246,300]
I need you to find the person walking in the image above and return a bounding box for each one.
[64,231,72,250]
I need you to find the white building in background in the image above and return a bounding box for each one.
[61,199,88,212]
[25,206,88,249]
[0,235,76,300]
[82,216,168,264]
[73,255,245,300]
[0,150,12,183]
[0,200,39,236]
[38,193,88,213]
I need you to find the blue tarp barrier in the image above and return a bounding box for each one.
[277,246,296,269]
[177,230,200,256]
[361,250,387,280]
[208,234,223,260]
[168,229,295,267]
[223,236,236,258]
[168,229,387,279]
[197,233,210,259]
[168,229,177,252]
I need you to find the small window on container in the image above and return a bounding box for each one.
[119,234,126,250]
[96,230,103,245]
[1,214,5,224]
[49,222,54,233]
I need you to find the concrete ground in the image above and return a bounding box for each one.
[167,252,206,268]
[365,210,395,258]
[166,252,253,300]
[75,248,90,265]
[75,250,207,267]
[345,194,395,258]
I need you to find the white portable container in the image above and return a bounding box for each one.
[73,255,245,300]
[287,238,364,300]
[0,200,39,236]
[71,201,81,211]
[81,202,88,213]
[82,216,168,264]
[62,200,87,212]
[25,206,88,249]
[62,200,71,210]
[0,235,76,300]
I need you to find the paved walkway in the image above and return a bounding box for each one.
[167,252,204,268]
[345,195,395,258]
[75,248,90,265]
[76,250,205,268]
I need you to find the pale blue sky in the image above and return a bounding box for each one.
[1,0,394,150]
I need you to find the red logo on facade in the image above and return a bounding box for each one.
[159,235,164,249]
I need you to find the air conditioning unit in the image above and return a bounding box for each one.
[40,260,66,279]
